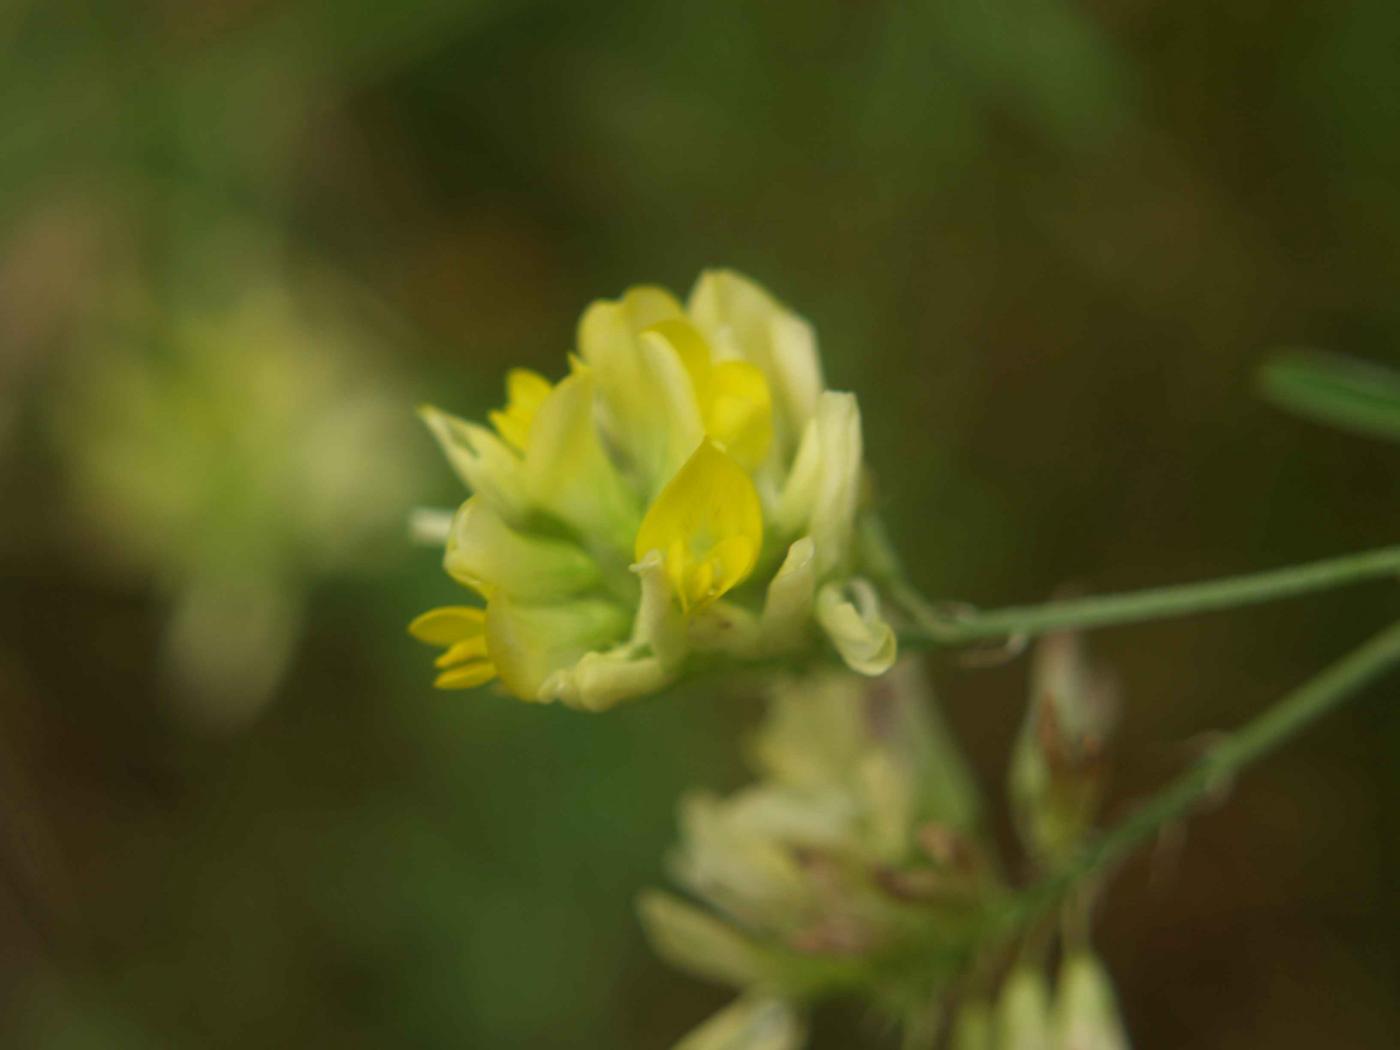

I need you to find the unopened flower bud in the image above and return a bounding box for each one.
[997,966,1053,1050]
[1009,630,1118,864]
[675,996,806,1050]
[1053,951,1130,1050]
[637,889,771,989]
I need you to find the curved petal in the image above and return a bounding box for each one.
[578,286,703,492]
[775,392,863,578]
[484,595,630,702]
[636,890,770,990]
[630,549,687,666]
[522,371,641,549]
[644,318,774,470]
[687,269,824,460]
[487,368,552,451]
[444,497,600,601]
[540,649,674,712]
[418,404,528,520]
[635,441,763,612]
[815,579,896,676]
[759,537,817,653]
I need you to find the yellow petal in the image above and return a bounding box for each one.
[775,392,862,577]
[418,405,528,520]
[434,662,498,690]
[444,497,599,601]
[635,441,763,612]
[434,634,489,668]
[644,319,774,470]
[484,594,631,701]
[643,318,712,382]
[521,371,642,548]
[815,580,896,676]
[488,368,552,452]
[408,605,486,646]
[577,286,703,492]
[687,268,822,461]
[704,360,772,469]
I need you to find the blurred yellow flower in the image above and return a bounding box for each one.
[56,289,423,729]
[414,270,896,709]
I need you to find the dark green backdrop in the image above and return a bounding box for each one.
[1,2,1397,1046]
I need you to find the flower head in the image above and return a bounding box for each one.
[56,289,422,728]
[639,663,989,1042]
[412,270,896,709]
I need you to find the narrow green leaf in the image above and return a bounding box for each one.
[1258,350,1400,444]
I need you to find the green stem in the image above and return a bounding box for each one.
[900,545,1400,646]
[999,617,1400,934]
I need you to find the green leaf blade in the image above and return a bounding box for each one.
[1258,350,1400,444]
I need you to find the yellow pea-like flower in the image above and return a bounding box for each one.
[635,440,763,612]
[412,269,895,710]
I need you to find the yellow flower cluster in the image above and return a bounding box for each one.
[411,270,896,709]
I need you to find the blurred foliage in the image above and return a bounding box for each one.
[1,1,1398,1048]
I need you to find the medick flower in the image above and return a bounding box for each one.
[56,289,422,727]
[410,270,897,710]
[639,663,989,1045]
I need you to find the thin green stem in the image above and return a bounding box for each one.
[899,545,1400,647]
[998,617,1400,935]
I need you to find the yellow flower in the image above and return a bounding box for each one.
[411,270,896,709]
[634,440,763,613]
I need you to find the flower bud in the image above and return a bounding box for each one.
[1053,951,1130,1050]
[674,996,806,1050]
[996,966,1053,1050]
[636,890,771,989]
[412,270,896,709]
[1009,630,1118,865]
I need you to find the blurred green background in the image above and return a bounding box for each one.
[2,1,1398,1046]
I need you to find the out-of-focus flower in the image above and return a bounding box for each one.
[996,966,1053,1050]
[55,289,423,728]
[673,996,805,1050]
[411,270,896,710]
[952,950,1129,1050]
[1052,951,1130,1050]
[949,999,994,1050]
[640,662,990,1046]
[1009,630,1118,866]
